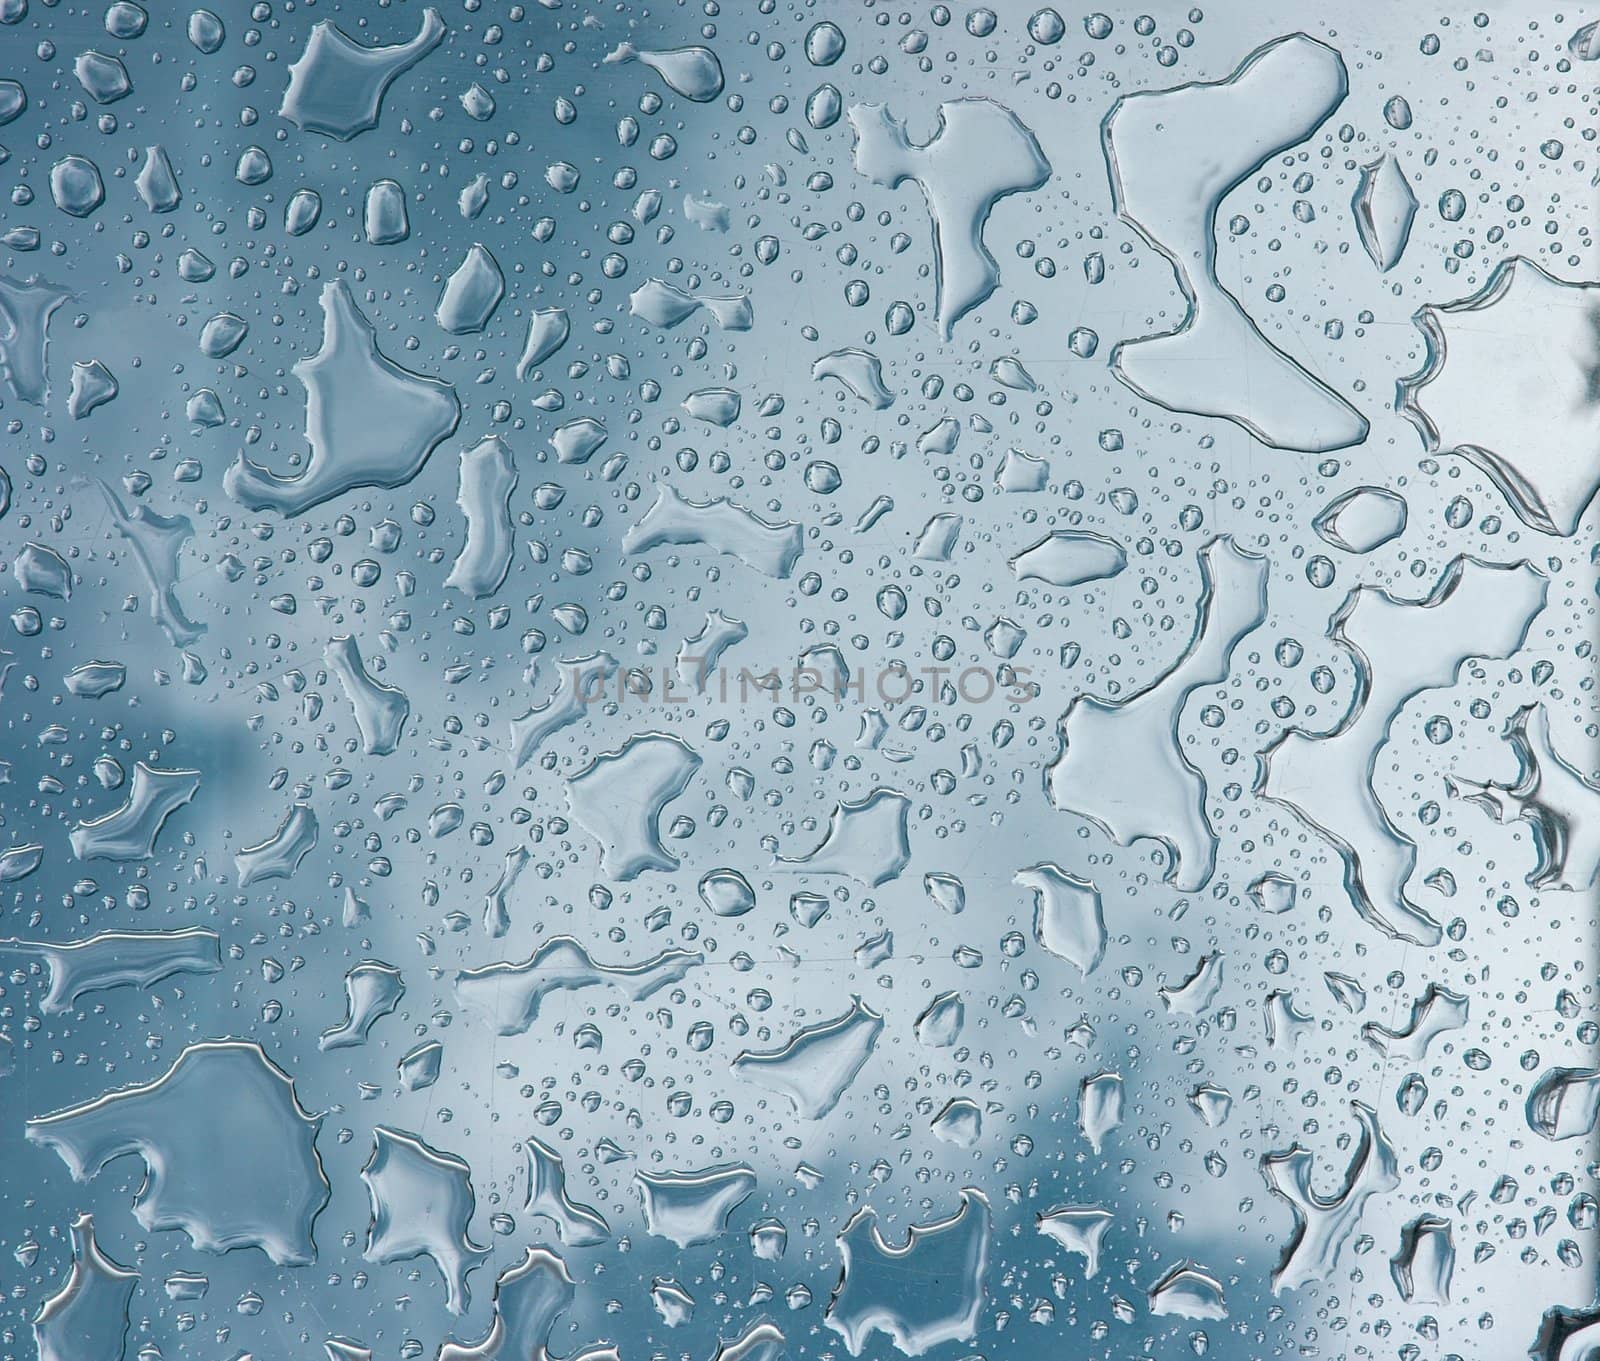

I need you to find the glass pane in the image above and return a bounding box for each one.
[0,3,1592,1359]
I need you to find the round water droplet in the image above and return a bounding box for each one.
[189,8,224,52]
[0,80,25,126]
[699,868,755,916]
[805,20,845,65]
[805,461,841,494]
[105,2,147,37]
[50,155,104,216]
[236,146,272,184]
[1383,95,1413,129]
[1028,7,1065,43]
[806,83,841,129]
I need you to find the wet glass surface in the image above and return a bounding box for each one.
[0,1,1596,1358]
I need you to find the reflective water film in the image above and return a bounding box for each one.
[0,2,1595,1359]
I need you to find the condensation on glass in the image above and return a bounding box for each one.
[0,1,1594,1358]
